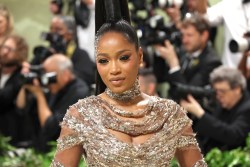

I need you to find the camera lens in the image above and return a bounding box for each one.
[229,38,250,53]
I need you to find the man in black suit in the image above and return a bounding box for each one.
[17,54,90,152]
[180,66,250,154]
[32,15,95,87]
[0,35,28,145]
[50,15,96,87]
[154,13,221,100]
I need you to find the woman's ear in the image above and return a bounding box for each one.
[138,47,144,65]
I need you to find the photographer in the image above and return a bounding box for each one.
[197,0,250,68]
[163,0,217,45]
[180,66,250,154]
[16,54,90,152]
[0,34,28,146]
[33,15,95,87]
[154,13,221,101]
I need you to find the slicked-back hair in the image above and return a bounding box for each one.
[94,0,135,95]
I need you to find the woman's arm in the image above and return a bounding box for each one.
[175,127,207,167]
[51,106,85,167]
[196,0,208,14]
[51,127,84,167]
[238,51,249,77]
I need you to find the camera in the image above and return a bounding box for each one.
[40,32,66,54]
[137,15,182,47]
[129,1,182,47]
[229,32,250,53]
[21,65,57,87]
[151,0,184,8]
[31,32,67,65]
[172,82,215,100]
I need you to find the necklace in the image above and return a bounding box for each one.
[105,78,141,102]
[107,99,153,118]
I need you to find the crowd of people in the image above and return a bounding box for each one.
[0,0,250,166]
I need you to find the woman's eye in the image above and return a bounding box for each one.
[98,59,108,64]
[120,55,130,61]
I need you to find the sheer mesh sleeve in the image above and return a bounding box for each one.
[51,101,87,167]
[170,102,207,167]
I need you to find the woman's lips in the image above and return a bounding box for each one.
[109,77,125,86]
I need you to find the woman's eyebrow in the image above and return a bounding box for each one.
[97,49,131,57]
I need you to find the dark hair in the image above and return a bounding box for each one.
[95,0,138,95]
[95,20,140,95]
[51,0,64,14]
[182,13,210,34]
[95,20,139,51]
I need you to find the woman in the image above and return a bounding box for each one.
[51,0,207,166]
[0,4,13,46]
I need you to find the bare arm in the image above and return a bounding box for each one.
[16,87,27,109]
[51,105,86,167]
[196,0,208,14]
[238,51,249,77]
[175,127,206,167]
[51,126,84,167]
[35,90,52,127]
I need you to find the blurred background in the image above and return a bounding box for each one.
[1,0,222,60]
[1,0,52,60]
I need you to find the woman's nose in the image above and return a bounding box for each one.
[110,61,121,75]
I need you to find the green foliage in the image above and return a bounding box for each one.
[205,133,250,167]
[1,134,250,166]
[0,136,56,167]
[0,136,87,167]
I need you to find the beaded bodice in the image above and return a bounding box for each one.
[51,95,206,167]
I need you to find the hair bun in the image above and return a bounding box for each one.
[95,0,131,34]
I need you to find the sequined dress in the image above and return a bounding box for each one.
[51,95,207,167]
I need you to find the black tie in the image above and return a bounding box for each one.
[181,56,192,73]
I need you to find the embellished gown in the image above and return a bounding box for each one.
[51,95,207,167]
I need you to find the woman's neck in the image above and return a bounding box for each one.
[104,79,141,102]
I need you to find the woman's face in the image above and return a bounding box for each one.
[96,31,142,94]
[0,15,8,36]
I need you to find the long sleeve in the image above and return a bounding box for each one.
[0,72,22,112]
[195,106,250,147]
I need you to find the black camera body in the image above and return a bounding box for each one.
[21,65,57,87]
[137,15,182,47]
[32,32,67,65]
[173,82,215,100]
[229,32,250,53]
[40,32,66,54]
